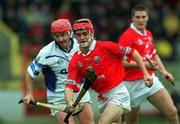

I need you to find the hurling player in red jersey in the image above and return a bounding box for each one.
[64,18,152,124]
[118,5,179,124]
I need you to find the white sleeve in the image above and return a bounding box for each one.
[27,49,47,78]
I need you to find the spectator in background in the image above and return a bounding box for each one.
[1,1,179,61]
[55,1,74,20]
[23,19,94,124]
[118,5,179,124]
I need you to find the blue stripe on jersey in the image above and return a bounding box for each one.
[42,66,56,92]
[30,63,39,76]
[34,60,45,68]
[45,55,69,62]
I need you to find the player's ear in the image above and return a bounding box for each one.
[131,16,135,22]
[146,16,149,21]
[90,30,94,39]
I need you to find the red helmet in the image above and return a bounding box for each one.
[51,19,72,33]
[73,18,93,31]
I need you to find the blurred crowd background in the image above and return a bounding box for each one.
[0,0,180,60]
[0,0,180,123]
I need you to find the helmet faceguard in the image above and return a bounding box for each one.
[51,19,72,33]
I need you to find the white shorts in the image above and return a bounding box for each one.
[97,83,131,113]
[47,90,92,116]
[122,73,164,108]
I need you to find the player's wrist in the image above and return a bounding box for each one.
[26,90,33,96]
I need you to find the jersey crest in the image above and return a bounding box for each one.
[137,39,143,45]
[77,61,84,68]
[94,56,100,64]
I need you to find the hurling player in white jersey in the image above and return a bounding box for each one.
[23,19,94,124]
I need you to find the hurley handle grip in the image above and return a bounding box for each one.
[64,67,97,123]
[18,99,37,106]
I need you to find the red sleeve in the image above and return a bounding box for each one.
[118,31,131,47]
[118,30,134,61]
[124,47,134,62]
[65,84,80,92]
[148,32,157,59]
[100,41,134,61]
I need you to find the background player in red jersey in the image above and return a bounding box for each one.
[64,18,153,124]
[118,5,179,124]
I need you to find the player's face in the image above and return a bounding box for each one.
[74,29,93,48]
[52,32,71,50]
[132,11,148,31]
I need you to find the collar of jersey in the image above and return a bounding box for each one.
[55,38,74,53]
[130,23,147,36]
[77,39,96,55]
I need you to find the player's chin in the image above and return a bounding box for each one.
[138,26,145,30]
[59,41,68,46]
[136,24,145,28]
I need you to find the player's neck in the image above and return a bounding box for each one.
[60,41,71,51]
[80,47,89,54]
[138,28,145,33]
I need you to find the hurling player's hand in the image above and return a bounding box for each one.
[144,74,153,87]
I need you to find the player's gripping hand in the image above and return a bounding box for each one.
[23,92,35,105]
[161,71,174,84]
[86,66,97,83]
[144,74,153,88]
[67,102,84,115]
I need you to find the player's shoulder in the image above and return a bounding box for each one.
[97,40,115,45]
[97,40,117,48]
[69,51,79,63]
[146,29,153,36]
[119,27,132,39]
[124,27,134,35]
[39,41,56,55]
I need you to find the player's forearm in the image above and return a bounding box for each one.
[25,72,34,95]
[65,87,74,105]
[123,61,139,68]
[123,60,155,70]
[154,55,167,74]
[132,50,149,75]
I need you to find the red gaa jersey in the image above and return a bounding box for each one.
[118,23,156,81]
[66,40,134,93]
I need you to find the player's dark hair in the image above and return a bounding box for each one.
[131,5,149,18]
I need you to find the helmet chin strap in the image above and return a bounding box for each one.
[80,42,88,48]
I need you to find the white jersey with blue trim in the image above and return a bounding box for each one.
[27,38,79,94]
